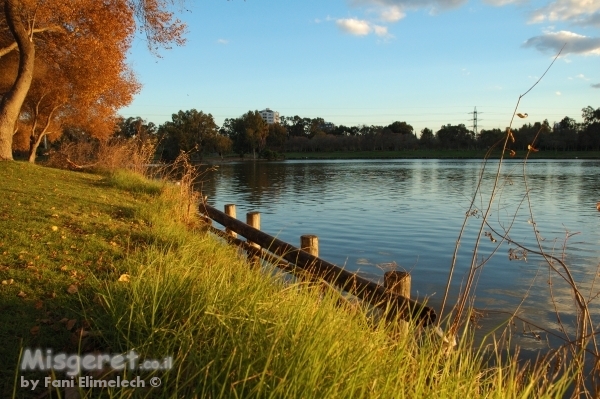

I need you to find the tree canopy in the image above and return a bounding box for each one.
[0,0,187,161]
[158,109,228,161]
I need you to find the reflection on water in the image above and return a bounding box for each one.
[200,159,600,349]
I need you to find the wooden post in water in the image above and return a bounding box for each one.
[384,271,411,337]
[300,235,319,257]
[246,212,261,249]
[224,204,237,238]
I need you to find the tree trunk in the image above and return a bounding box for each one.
[28,132,46,163]
[0,0,36,160]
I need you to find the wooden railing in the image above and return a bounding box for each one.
[198,202,436,326]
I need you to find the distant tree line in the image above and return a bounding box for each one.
[107,106,600,160]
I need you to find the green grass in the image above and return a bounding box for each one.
[0,161,574,398]
[282,149,600,160]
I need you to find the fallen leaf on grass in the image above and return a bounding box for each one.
[30,326,40,335]
[118,274,130,283]
[51,226,58,231]
[34,300,43,309]
[2,278,14,285]
[17,291,26,298]
[58,318,69,324]
[66,285,78,294]
[66,319,77,331]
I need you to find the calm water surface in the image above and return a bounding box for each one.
[201,159,600,349]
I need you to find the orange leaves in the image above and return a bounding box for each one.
[504,148,517,157]
[484,231,497,243]
[66,284,78,294]
[3,0,187,159]
[8,0,152,152]
[66,319,77,331]
[30,317,82,337]
[131,0,188,51]
[506,128,515,143]
[528,144,539,152]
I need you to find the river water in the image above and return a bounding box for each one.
[200,159,600,351]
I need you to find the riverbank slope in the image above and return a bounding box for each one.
[0,162,572,398]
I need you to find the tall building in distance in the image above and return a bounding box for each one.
[259,108,280,124]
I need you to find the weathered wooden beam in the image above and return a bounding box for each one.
[200,203,436,325]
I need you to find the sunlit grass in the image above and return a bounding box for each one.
[0,161,574,398]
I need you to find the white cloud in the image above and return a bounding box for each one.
[483,0,525,5]
[336,18,393,38]
[373,25,390,36]
[522,30,600,55]
[315,16,334,24]
[530,0,600,27]
[569,73,589,80]
[337,18,372,35]
[351,0,466,14]
[216,39,229,45]
[380,6,405,22]
[556,91,562,95]
[592,83,600,89]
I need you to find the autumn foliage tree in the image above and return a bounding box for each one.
[0,0,186,161]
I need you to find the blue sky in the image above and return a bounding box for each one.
[120,0,600,135]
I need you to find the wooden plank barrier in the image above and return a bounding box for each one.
[199,203,436,326]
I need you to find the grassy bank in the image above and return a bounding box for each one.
[0,162,573,398]
[282,149,600,160]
